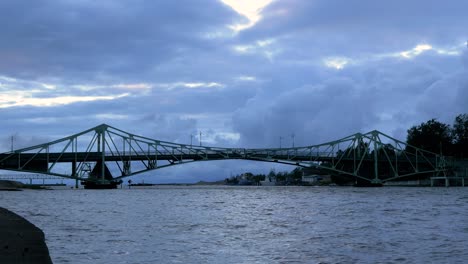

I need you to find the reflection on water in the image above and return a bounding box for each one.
[1,186,468,263]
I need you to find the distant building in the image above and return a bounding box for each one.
[302,168,331,184]
[302,175,323,183]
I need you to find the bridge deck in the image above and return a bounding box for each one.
[1,152,433,163]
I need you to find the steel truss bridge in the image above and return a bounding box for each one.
[0,124,449,188]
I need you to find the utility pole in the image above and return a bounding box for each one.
[190,134,193,147]
[10,134,16,152]
[291,133,295,148]
[279,136,283,149]
[199,131,202,146]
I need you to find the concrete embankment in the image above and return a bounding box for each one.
[0,207,52,263]
[0,180,51,190]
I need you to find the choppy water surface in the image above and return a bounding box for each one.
[1,186,468,264]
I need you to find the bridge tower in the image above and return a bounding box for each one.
[81,124,122,189]
[371,131,382,185]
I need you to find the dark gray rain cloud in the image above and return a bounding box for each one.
[241,0,468,51]
[233,77,379,147]
[1,0,467,182]
[232,48,468,147]
[0,0,238,82]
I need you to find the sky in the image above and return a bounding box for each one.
[1,0,467,183]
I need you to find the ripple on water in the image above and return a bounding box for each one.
[1,186,468,264]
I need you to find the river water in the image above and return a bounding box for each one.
[1,186,468,264]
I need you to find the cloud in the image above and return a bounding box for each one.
[463,47,468,68]
[221,0,273,32]
[232,47,468,146]
[246,1,467,45]
[0,133,52,152]
[1,1,467,183]
[416,49,468,123]
[0,92,129,108]
[232,77,379,147]
[0,0,238,83]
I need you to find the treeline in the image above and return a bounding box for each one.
[225,168,304,185]
[406,114,468,157]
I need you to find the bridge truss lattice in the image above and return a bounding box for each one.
[0,124,449,185]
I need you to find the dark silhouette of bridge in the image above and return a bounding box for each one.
[0,124,449,188]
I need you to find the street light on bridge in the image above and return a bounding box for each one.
[10,135,14,152]
[291,133,295,148]
[10,133,17,152]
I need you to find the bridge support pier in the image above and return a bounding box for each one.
[370,179,383,187]
[81,161,121,189]
[72,161,78,189]
[371,179,382,184]
[82,180,121,189]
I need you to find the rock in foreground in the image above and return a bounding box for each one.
[0,207,52,263]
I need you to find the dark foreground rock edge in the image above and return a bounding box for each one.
[0,207,53,264]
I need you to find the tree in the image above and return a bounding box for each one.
[243,172,254,181]
[275,172,287,182]
[452,114,468,157]
[252,174,265,185]
[406,119,453,154]
[290,167,303,182]
[374,144,397,159]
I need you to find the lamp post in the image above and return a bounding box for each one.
[10,134,16,152]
